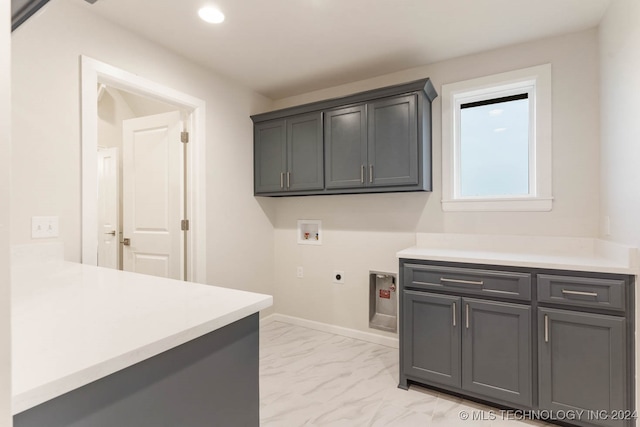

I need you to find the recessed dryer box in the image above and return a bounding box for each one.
[369,271,397,333]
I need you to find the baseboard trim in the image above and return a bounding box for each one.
[262,313,399,349]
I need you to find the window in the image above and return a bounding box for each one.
[441,64,552,211]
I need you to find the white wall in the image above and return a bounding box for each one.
[0,0,10,425]
[268,30,601,336]
[98,87,176,150]
[11,0,276,301]
[599,0,640,248]
[598,0,640,415]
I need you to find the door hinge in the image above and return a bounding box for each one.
[181,131,189,143]
[181,219,190,231]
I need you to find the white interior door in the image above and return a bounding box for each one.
[122,111,182,279]
[97,147,119,269]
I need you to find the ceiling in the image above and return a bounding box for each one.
[71,0,611,100]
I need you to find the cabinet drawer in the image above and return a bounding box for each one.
[404,264,531,301]
[537,274,625,311]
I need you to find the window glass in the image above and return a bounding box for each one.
[459,95,529,197]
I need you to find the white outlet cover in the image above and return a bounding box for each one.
[32,216,59,239]
[333,270,345,284]
[297,266,304,278]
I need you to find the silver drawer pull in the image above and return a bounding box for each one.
[441,278,484,286]
[465,303,469,329]
[452,302,456,327]
[544,314,549,343]
[561,289,598,297]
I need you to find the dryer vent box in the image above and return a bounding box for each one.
[369,271,397,333]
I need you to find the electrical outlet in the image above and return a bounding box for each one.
[333,271,345,284]
[297,266,304,278]
[31,216,59,239]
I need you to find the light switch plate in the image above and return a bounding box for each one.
[32,216,59,238]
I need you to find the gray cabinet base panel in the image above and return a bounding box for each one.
[14,314,260,427]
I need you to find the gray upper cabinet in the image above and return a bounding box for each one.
[324,105,367,189]
[254,113,323,194]
[368,94,418,187]
[251,78,437,196]
[325,94,419,190]
[286,113,324,192]
[254,120,286,194]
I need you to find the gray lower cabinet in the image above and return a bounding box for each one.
[463,299,532,406]
[254,112,323,194]
[14,314,260,427]
[403,290,461,387]
[400,260,635,427]
[402,290,531,407]
[539,308,627,427]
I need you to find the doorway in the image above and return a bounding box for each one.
[81,56,207,283]
[97,85,184,279]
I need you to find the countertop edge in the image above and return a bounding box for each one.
[12,296,272,415]
[396,247,638,275]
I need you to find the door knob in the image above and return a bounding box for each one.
[122,238,131,246]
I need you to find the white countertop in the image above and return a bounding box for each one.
[11,258,272,415]
[397,233,639,275]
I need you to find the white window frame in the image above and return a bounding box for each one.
[441,64,553,212]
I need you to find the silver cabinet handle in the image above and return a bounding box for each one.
[465,304,469,329]
[280,172,284,189]
[369,165,373,183]
[452,302,456,327]
[562,289,598,297]
[544,314,549,343]
[441,278,484,286]
[360,165,365,184]
[287,172,291,188]
[104,230,116,236]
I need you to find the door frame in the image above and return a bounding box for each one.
[80,56,207,283]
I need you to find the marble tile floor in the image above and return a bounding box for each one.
[260,321,551,427]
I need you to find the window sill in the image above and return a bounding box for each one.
[441,197,553,212]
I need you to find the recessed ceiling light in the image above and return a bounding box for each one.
[198,6,225,24]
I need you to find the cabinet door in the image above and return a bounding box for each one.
[287,113,324,191]
[254,120,286,194]
[462,299,532,406]
[324,105,367,189]
[403,290,461,388]
[539,308,626,427]
[367,94,418,187]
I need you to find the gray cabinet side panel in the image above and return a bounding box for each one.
[14,314,260,427]
[324,105,367,189]
[255,121,286,193]
[538,308,626,427]
[287,113,324,191]
[368,94,418,187]
[403,290,461,388]
[462,299,532,407]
